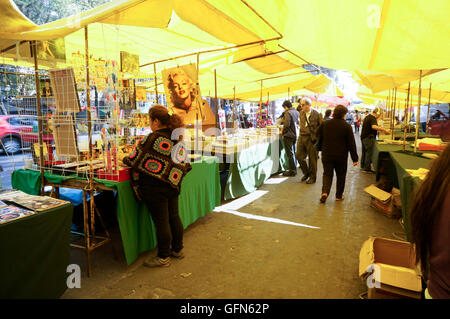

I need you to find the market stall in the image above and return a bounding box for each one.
[0,200,73,298]
[11,155,220,265]
[223,137,288,200]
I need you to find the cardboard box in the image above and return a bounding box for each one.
[364,184,402,218]
[359,237,423,299]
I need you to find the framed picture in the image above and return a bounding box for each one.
[40,79,53,98]
[120,51,139,75]
[135,86,147,102]
[37,38,66,62]
[162,63,216,126]
[119,79,136,110]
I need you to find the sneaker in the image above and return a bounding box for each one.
[319,193,328,203]
[336,195,345,201]
[143,256,171,267]
[171,250,185,259]
[306,178,316,184]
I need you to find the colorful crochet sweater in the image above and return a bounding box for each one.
[122,129,192,195]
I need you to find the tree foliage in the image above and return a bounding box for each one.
[14,0,113,25]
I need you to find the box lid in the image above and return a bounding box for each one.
[364,184,391,202]
[359,237,422,293]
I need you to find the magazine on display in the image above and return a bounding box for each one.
[0,205,35,224]
[0,190,69,212]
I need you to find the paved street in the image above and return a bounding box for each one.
[0,150,32,189]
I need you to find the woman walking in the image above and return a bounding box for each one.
[123,105,192,267]
[316,105,358,203]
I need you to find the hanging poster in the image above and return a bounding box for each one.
[162,64,216,126]
[119,79,136,110]
[120,51,139,75]
[37,38,66,62]
[135,86,147,102]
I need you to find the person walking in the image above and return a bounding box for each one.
[123,105,192,267]
[316,105,358,203]
[354,111,361,133]
[281,100,300,176]
[296,97,322,184]
[360,107,390,173]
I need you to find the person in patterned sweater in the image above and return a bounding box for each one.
[123,105,192,267]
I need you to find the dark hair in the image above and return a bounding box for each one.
[282,100,292,109]
[333,105,348,119]
[410,145,450,278]
[325,109,332,117]
[148,104,184,132]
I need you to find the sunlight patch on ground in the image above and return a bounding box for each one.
[264,177,288,185]
[214,208,320,229]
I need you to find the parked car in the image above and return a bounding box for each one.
[428,110,450,141]
[0,115,53,154]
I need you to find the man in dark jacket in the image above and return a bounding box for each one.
[316,105,358,203]
[295,97,322,183]
[360,107,390,172]
[281,100,299,176]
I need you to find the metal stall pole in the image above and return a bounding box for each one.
[259,80,263,128]
[391,87,397,140]
[426,83,432,135]
[32,41,45,195]
[84,25,95,277]
[153,63,158,104]
[414,70,422,153]
[403,83,411,152]
[214,69,218,129]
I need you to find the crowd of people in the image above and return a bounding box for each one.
[119,101,448,299]
[280,98,390,202]
[280,98,449,299]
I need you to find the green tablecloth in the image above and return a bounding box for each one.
[0,203,74,298]
[224,138,288,200]
[389,151,432,241]
[11,156,221,265]
[372,142,439,181]
[371,143,405,181]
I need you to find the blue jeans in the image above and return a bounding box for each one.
[361,136,375,171]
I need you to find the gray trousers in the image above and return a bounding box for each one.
[296,135,318,180]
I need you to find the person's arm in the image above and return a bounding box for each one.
[315,122,324,151]
[123,134,150,167]
[371,117,390,133]
[371,124,390,133]
[283,110,292,128]
[347,124,359,165]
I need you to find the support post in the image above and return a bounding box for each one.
[426,83,432,135]
[403,83,410,151]
[391,87,397,140]
[259,80,263,128]
[214,69,218,128]
[32,41,45,195]
[414,70,422,153]
[153,63,158,103]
